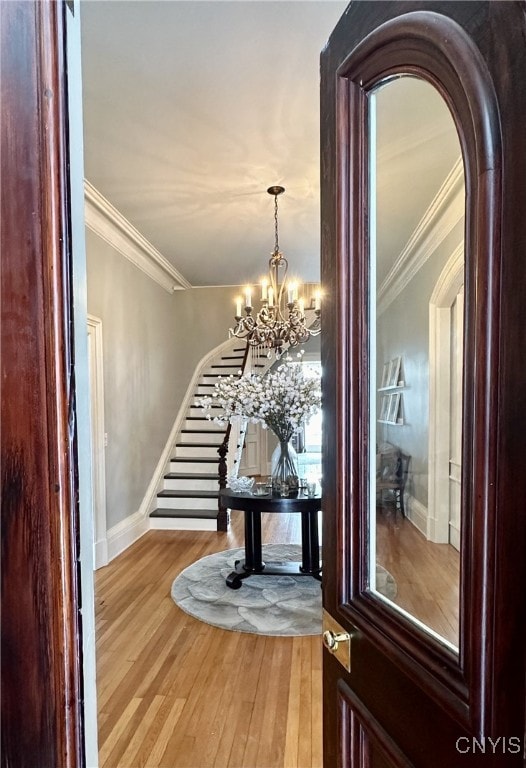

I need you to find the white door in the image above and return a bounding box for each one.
[448,288,464,550]
[239,421,268,475]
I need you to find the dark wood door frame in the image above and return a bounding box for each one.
[321,1,526,766]
[1,1,84,765]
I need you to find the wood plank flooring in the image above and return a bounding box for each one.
[376,509,460,646]
[95,507,460,767]
[95,511,322,768]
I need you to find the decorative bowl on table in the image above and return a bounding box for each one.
[227,475,255,493]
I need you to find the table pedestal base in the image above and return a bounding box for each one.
[226,557,322,590]
[219,489,322,590]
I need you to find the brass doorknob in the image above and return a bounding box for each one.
[322,611,353,671]
[323,629,351,653]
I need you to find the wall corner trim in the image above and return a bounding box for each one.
[84,179,192,293]
[406,494,428,537]
[106,511,148,562]
[377,156,464,315]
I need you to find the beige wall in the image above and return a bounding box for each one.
[172,285,244,402]
[86,229,240,528]
[376,219,464,507]
[87,229,182,528]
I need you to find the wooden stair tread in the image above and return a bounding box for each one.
[176,441,221,448]
[158,489,218,498]
[150,508,218,519]
[180,428,225,434]
[170,457,218,463]
[164,472,218,480]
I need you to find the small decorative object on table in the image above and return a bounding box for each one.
[279,481,290,497]
[227,474,254,493]
[306,481,317,498]
[200,358,321,493]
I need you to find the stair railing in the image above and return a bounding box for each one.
[217,341,251,529]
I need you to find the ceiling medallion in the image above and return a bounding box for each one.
[229,186,321,356]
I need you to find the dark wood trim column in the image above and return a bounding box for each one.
[1,1,84,765]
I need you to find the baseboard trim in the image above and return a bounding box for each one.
[107,511,148,562]
[149,517,217,532]
[94,537,108,570]
[449,521,461,551]
[406,494,428,537]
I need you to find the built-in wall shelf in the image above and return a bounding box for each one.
[378,356,405,425]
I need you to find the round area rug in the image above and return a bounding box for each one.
[171,544,397,636]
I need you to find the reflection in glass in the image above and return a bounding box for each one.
[368,76,465,650]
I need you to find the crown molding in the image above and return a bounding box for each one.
[377,157,464,316]
[84,180,191,293]
[429,241,464,307]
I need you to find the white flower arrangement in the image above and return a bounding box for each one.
[200,360,321,442]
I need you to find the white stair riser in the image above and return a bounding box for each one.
[159,496,217,510]
[175,445,219,458]
[204,373,240,381]
[184,418,223,431]
[150,517,217,532]
[195,384,218,396]
[164,477,218,491]
[181,431,224,445]
[188,406,223,418]
[169,460,218,473]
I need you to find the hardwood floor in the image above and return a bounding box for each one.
[95,507,459,767]
[95,511,322,768]
[376,509,460,646]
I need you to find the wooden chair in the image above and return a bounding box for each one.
[376,450,410,517]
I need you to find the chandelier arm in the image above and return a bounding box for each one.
[268,254,279,306]
[275,255,289,323]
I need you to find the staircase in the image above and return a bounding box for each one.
[149,342,249,532]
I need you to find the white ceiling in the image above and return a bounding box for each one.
[80,0,347,287]
[80,1,461,290]
[374,76,462,285]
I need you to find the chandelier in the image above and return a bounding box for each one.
[229,186,321,354]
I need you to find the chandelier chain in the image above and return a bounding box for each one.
[273,193,280,256]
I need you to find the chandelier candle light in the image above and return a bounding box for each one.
[230,186,321,355]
